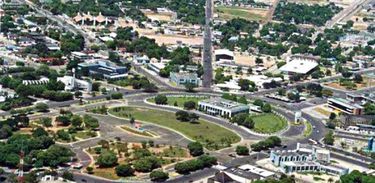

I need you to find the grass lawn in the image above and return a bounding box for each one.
[303,121,313,137]
[216,6,266,21]
[148,96,208,108]
[251,114,288,134]
[92,168,120,180]
[74,130,97,139]
[109,106,240,150]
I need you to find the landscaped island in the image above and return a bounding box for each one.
[109,106,240,150]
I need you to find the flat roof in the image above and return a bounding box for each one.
[238,164,275,177]
[214,49,234,57]
[279,59,318,74]
[199,98,249,110]
[328,98,364,109]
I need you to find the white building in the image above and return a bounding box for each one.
[148,62,166,73]
[22,77,50,85]
[198,98,249,118]
[279,57,318,75]
[215,79,241,93]
[214,49,234,62]
[57,76,92,92]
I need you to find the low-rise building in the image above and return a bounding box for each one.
[57,76,92,92]
[71,51,91,61]
[169,72,199,86]
[198,98,250,118]
[78,59,128,80]
[214,49,234,62]
[279,56,318,75]
[148,62,166,73]
[327,98,364,115]
[22,77,49,85]
[271,143,349,176]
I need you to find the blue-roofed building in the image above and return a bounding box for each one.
[78,59,128,79]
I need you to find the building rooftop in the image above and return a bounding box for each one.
[214,49,234,57]
[238,164,275,178]
[199,98,249,110]
[226,168,262,180]
[328,98,364,109]
[279,59,318,74]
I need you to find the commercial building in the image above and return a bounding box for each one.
[198,98,250,118]
[279,57,318,75]
[327,98,364,115]
[78,59,128,80]
[169,72,199,86]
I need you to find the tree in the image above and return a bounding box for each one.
[354,74,363,83]
[324,130,334,145]
[238,96,248,104]
[184,83,197,92]
[261,103,272,113]
[340,170,375,183]
[24,171,38,183]
[40,117,52,128]
[92,82,101,91]
[175,110,190,122]
[184,101,196,110]
[187,142,204,156]
[62,171,74,181]
[154,95,168,105]
[133,157,161,172]
[96,150,118,168]
[32,127,48,138]
[329,113,336,120]
[253,99,264,107]
[236,145,249,155]
[115,164,134,177]
[35,102,49,112]
[86,167,94,174]
[74,91,82,98]
[111,92,123,99]
[71,115,83,128]
[150,170,169,182]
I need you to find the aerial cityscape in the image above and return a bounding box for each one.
[0,0,374,182]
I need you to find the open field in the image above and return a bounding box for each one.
[147,96,208,108]
[251,113,287,134]
[140,34,203,46]
[324,77,374,91]
[144,12,173,22]
[109,106,241,150]
[216,6,268,21]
